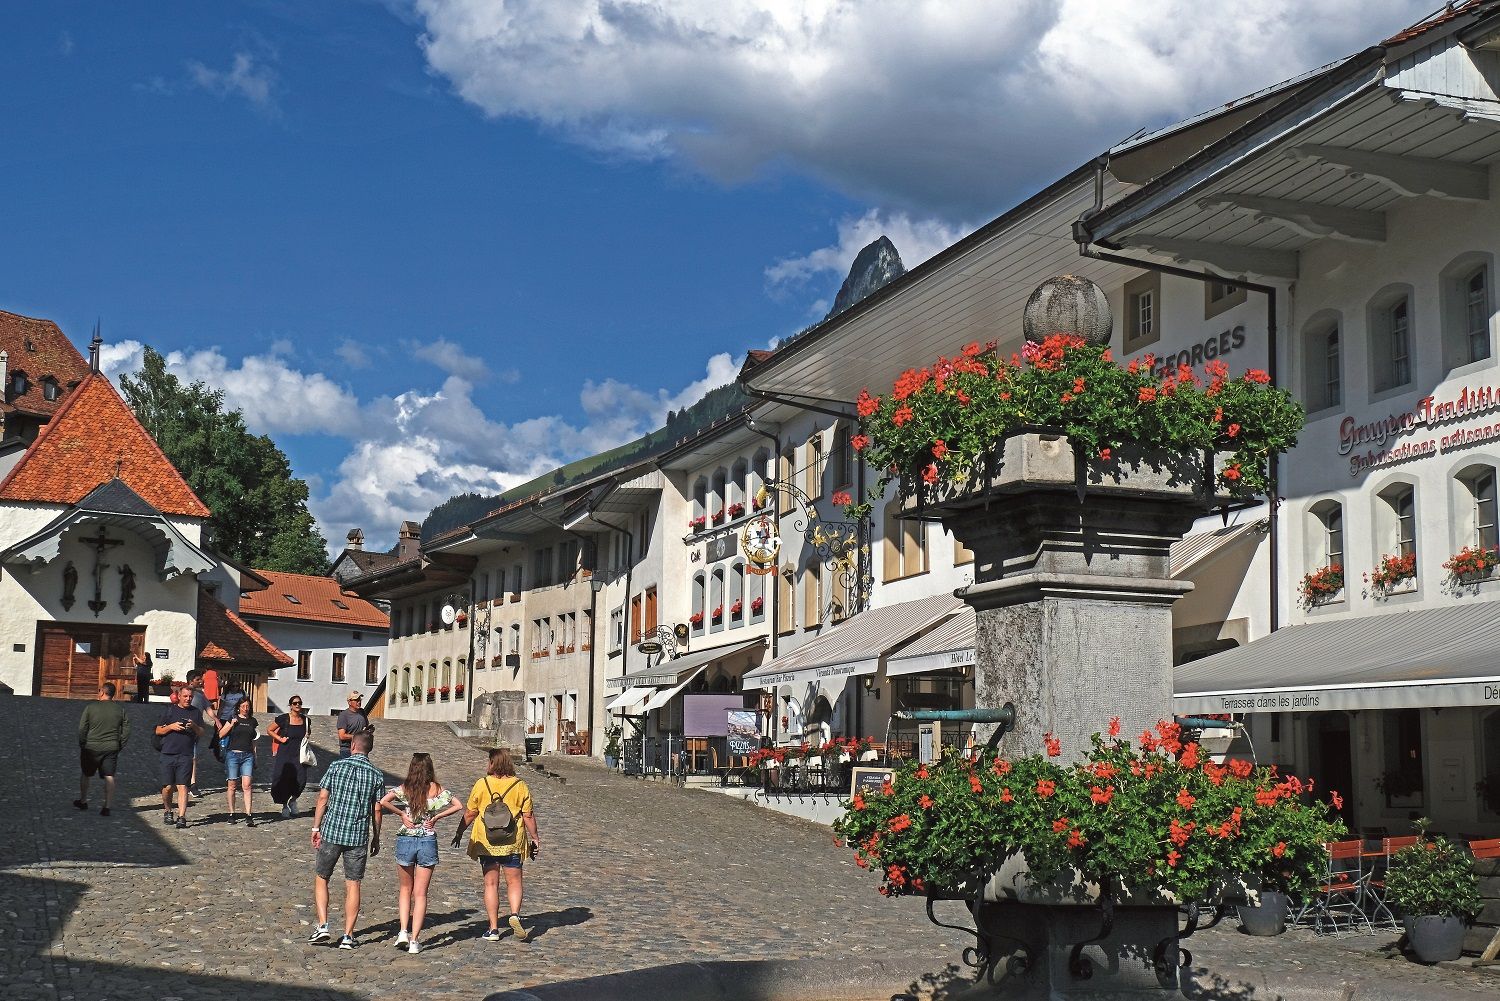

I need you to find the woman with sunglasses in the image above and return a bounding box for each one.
[267,696,312,818]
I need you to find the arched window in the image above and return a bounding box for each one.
[882,498,927,581]
[1375,482,1416,561]
[442,659,453,691]
[778,443,796,510]
[1368,286,1413,393]
[1301,314,1342,412]
[730,562,746,624]
[401,664,412,703]
[805,431,825,498]
[710,568,725,631]
[1441,253,1495,371]
[1457,464,1499,552]
[1308,499,1344,572]
[748,564,766,622]
[730,458,748,514]
[752,448,771,510]
[388,668,399,704]
[692,477,708,525]
[692,572,706,634]
[711,468,728,524]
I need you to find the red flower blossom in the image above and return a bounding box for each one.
[915,766,929,780]
[919,794,935,810]
[1091,762,1118,781]
[1167,850,1181,868]
[1245,369,1271,384]
[888,814,912,833]
[1043,732,1061,757]
[1090,785,1114,806]
[1067,829,1087,849]
[851,434,870,452]
[1227,423,1240,438]
[1000,788,1013,803]
[922,463,938,484]
[1052,817,1070,834]
[831,490,853,506]
[856,389,880,417]
[1228,759,1254,779]
[1272,842,1287,858]
[852,793,866,811]
[1330,791,1344,810]
[892,405,914,427]
[931,439,948,459]
[1108,717,1121,738]
[969,774,983,794]
[1138,386,1158,403]
[1169,818,1195,847]
[962,341,982,357]
[955,389,970,405]
[1175,788,1196,810]
[1098,447,1111,462]
[992,757,1012,776]
[1254,789,1280,807]
[1178,743,1200,770]
[1073,377,1086,394]
[1036,779,1056,798]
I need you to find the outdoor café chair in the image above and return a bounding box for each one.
[1362,835,1418,928]
[1294,839,1372,936]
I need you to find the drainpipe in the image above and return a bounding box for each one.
[1075,166,1282,634]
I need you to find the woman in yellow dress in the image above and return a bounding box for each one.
[457,747,542,941]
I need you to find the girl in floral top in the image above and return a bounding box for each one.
[377,753,464,953]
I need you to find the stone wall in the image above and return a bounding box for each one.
[1465,854,1500,956]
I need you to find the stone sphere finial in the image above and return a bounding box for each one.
[1022,274,1112,345]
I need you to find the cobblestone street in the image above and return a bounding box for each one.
[2,694,1498,1001]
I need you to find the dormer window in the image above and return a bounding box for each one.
[283,593,302,605]
[331,599,349,610]
[41,377,59,402]
[10,371,28,396]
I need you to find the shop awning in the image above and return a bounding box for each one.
[642,667,708,714]
[743,592,963,689]
[605,637,765,689]
[886,609,976,677]
[1170,519,1266,578]
[1174,602,1500,714]
[604,686,655,712]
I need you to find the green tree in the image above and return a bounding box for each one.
[119,347,331,574]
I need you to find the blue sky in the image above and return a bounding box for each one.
[0,1,1434,551]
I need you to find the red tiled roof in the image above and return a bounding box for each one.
[0,373,211,518]
[239,570,390,630]
[1384,0,1488,45]
[0,310,90,420]
[198,590,293,670]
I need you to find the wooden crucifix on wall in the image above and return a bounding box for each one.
[82,525,124,617]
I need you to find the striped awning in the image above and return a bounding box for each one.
[1174,601,1500,713]
[604,686,655,712]
[605,637,765,690]
[641,667,708,713]
[743,592,963,689]
[886,609,976,677]
[1169,519,1266,578]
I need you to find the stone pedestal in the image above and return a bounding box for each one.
[974,903,1182,1000]
[906,433,1213,760]
[471,690,527,751]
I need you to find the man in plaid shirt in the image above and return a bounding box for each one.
[308,731,384,949]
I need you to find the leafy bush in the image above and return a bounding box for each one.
[1384,820,1481,919]
[832,720,1344,903]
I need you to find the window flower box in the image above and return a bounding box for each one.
[426,687,437,703]
[751,596,764,615]
[711,509,725,525]
[727,502,746,519]
[439,685,451,701]
[730,599,743,619]
[751,495,766,512]
[1443,545,1499,585]
[491,655,504,668]
[688,515,707,533]
[454,685,465,698]
[690,611,704,627]
[1298,564,1344,607]
[1367,552,1416,598]
[711,605,723,622]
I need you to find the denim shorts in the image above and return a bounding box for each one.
[224,749,255,781]
[478,853,522,871]
[395,834,439,868]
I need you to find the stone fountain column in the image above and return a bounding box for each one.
[908,431,1214,1000]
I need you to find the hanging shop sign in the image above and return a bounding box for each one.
[741,515,781,575]
[1338,383,1500,476]
[707,532,738,563]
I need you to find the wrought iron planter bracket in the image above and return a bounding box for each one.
[1153,902,1199,974]
[924,892,1035,983]
[1067,883,1115,980]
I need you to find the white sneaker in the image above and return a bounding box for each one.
[407,939,421,955]
[308,924,330,944]
[395,930,409,948]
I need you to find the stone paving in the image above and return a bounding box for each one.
[1,693,1497,1001]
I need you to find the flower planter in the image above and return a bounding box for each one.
[1404,914,1466,963]
[603,754,618,770]
[1237,890,1288,936]
[974,899,1185,993]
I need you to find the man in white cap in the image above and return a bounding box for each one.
[335,692,370,758]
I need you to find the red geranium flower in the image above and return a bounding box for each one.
[918,795,934,810]
[1175,788,1196,810]
[921,463,938,484]
[1052,817,1069,833]
[1108,716,1121,738]
[931,439,948,459]
[1036,779,1056,798]
[1043,732,1061,757]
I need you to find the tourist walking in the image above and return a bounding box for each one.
[218,697,259,826]
[309,732,384,950]
[75,682,130,816]
[186,669,214,789]
[132,649,152,703]
[268,695,312,818]
[336,691,370,758]
[155,683,200,829]
[456,748,542,942]
[377,753,463,954]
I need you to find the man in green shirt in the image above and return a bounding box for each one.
[76,682,131,816]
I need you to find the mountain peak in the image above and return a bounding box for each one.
[826,236,905,320]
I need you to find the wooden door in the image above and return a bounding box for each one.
[35,623,144,699]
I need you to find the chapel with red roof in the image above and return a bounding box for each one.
[0,320,290,702]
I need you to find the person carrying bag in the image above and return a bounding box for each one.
[455,748,542,942]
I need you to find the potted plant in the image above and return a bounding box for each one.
[729,599,743,619]
[727,501,746,519]
[426,686,437,703]
[834,719,1343,913]
[454,609,468,627]
[603,724,623,770]
[688,515,707,533]
[1376,767,1425,806]
[751,596,764,616]
[454,684,465,699]
[1367,552,1417,598]
[690,611,704,629]
[1384,820,1482,963]
[1299,564,1344,607]
[711,508,725,525]
[439,685,451,700]
[408,685,421,703]
[711,604,723,623]
[1444,545,1500,586]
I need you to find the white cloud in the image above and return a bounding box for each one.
[100,340,362,438]
[765,209,970,292]
[187,51,279,113]
[411,0,1432,217]
[408,337,489,379]
[336,339,373,369]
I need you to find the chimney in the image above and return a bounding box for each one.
[89,321,102,374]
[346,528,364,551]
[0,351,8,401]
[397,521,421,561]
